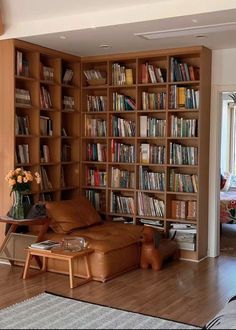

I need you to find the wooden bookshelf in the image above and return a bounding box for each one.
[0,41,211,261]
[81,47,211,260]
[0,39,81,225]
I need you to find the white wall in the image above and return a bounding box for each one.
[208,48,236,257]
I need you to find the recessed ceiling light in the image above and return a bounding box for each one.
[98,44,111,48]
[59,36,66,39]
[196,35,207,38]
[91,25,96,29]
[192,19,198,23]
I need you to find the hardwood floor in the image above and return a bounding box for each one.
[1,256,236,327]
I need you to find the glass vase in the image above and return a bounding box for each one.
[12,190,24,219]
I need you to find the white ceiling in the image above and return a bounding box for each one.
[1,0,236,56]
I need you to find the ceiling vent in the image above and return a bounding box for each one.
[134,21,236,40]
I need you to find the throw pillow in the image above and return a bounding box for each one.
[45,195,102,234]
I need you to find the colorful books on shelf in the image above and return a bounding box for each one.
[139,116,166,137]
[112,63,134,85]
[113,92,136,111]
[86,95,107,112]
[15,144,29,164]
[40,86,53,109]
[142,91,166,110]
[141,62,166,84]
[140,143,165,165]
[171,200,197,220]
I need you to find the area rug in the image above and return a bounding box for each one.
[0,292,200,329]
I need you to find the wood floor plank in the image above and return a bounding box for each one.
[0,256,236,327]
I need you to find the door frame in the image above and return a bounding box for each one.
[208,84,236,257]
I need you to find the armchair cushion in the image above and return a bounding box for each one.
[45,196,102,234]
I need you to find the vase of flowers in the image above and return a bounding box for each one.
[5,168,41,219]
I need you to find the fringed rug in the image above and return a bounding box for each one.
[0,292,200,329]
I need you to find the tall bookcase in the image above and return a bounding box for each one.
[81,47,211,260]
[0,40,81,234]
[0,41,211,261]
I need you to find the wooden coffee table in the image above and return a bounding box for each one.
[23,247,94,289]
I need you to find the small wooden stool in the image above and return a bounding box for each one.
[23,247,94,288]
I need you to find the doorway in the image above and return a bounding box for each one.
[219,92,236,255]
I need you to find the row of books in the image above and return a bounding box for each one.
[112,117,135,137]
[142,91,166,110]
[140,143,166,165]
[41,64,54,82]
[112,63,133,86]
[110,192,135,214]
[113,92,136,111]
[85,189,103,211]
[85,167,107,187]
[170,115,198,137]
[111,140,135,163]
[16,50,29,77]
[15,114,30,135]
[83,69,105,81]
[40,86,52,109]
[85,118,107,137]
[139,166,165,191]
[86,143,107,162]
[170,57,199,82]
[63,96,75,111]
[86,95,107,112]
[140,116,166,137]
[139,218,164,229]
[169,143,198,166]
[40,144,50,163]
[171,200,197,220]
[15,88,31,106]
[169,86,199,109]
[170,170,198,193]
[137,191,165,218]
[40,116,53,136]
[40,166,53,191]
[169,223,197,251]
[141,63,166,84]
[15,144,29,164]
[62,68,74,85]
[61,144,72,162]
[111,167,135,189]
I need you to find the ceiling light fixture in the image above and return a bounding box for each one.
[59,36,66,39]
[98,44,110,48]
[134,21,236,40]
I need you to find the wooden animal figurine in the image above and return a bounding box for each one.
[140,226,179,271]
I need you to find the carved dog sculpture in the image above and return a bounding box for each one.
[140,226,179,271]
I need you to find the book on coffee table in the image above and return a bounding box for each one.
[30,240,61,250]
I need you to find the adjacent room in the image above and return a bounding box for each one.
[1,1,236,329]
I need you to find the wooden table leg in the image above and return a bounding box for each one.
[68,259,74,289]
[23,251,32,279]
[84,254,92,279]
[33,221,50,269]
[0,224,18,266]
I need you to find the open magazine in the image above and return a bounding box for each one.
[30,240,61,250]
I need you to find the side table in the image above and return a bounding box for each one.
[0,216,50,267]
[23,247,94,289]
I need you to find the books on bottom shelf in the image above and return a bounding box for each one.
[139,218,164,229]
[169,223,197,251]
[112,216,133,224]
[30,240,61,250]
